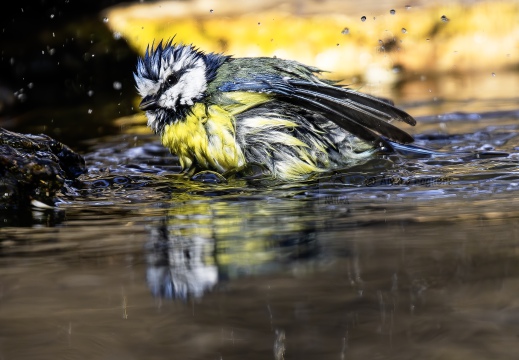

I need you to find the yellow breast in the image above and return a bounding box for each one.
[161,103,238,172]
[159,91,338,180]
[160,92,272,173]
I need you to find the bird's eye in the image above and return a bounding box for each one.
[166,73,180,86]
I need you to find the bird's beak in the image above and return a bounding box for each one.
[139,95,159,111]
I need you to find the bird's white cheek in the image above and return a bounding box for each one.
[179,67,207,105]
[162,97,176,109]
[161,88,181,109]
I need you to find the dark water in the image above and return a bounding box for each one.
[1,72,519,359]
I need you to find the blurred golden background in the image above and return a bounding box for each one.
[105,0,518,84]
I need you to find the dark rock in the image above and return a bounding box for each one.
[0,128,86,211]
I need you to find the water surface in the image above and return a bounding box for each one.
[1,72,519,359]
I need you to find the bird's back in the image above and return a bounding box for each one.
[204,57,412,180]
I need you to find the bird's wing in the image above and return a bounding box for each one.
[218,74,415,145]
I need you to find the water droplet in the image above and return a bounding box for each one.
[87,90,94,97]
[49,48,56,55]
[113,32,122,40]
[50,14,55,19]
[88,109,93,114]
[113,81,122,90]
[390,9,396,15]
[210,9,214,13]
[27,82,34,89]
[405,5,411,10]
[401,28,407,33]
[378,39,383,45]
[361,16,366,22]
[492,72,496,77]
[341,27,349,35]
[103,17,109,23]
[441,15,449,22]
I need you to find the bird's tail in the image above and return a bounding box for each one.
[381,138,450,157]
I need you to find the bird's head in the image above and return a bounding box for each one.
[134,40,226,133]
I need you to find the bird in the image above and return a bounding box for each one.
[134,40,417,181]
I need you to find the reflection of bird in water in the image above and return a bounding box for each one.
[146,225,218,299]
[144,195,321,300]
[135,40,416,181]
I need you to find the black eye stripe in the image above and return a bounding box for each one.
[166,73,180,86]
[164,68,191,87]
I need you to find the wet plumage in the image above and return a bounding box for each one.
[134,40,416,181]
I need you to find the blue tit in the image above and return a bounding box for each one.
[134,40,416,181]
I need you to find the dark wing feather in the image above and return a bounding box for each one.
[281,92,384,144]
[289,80,416,126]
[286,84,414,144]
[217,73,416,145]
